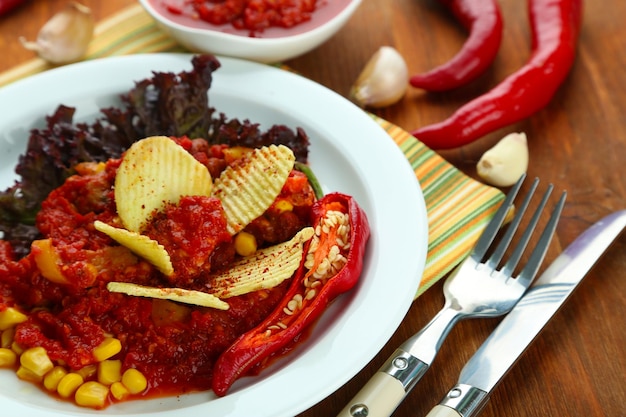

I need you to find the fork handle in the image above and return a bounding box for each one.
[425,405,463,417]
[335,372,405,417]
[336,349,428,417]
[337,307,460,417]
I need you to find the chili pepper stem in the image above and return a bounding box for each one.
[295,161,324,200]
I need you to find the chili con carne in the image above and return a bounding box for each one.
[409,0,503,92]
[412,0,583,150]
[212,192,370,396]
[0,141,324,405]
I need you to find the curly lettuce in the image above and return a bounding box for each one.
[0,54,309,258]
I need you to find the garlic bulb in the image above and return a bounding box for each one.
[19,2,94,65]
[477,132,529,187]
[350,46,409,108]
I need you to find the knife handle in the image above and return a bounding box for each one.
[427,384,490,417]
[336,372,405,417]
[337,349,429,417]
[425,405,463,417]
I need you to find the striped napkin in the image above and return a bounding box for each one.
[0,4,504,298]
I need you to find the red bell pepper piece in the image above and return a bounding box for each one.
[412,0,583,149]
[410,0,503,92]
[211,192,370,396]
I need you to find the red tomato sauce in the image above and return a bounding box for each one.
[0,138,315,405]
[152,0,353,37]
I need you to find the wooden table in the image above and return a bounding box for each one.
[1,1,624,416]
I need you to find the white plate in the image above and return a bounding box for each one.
[0,54,427,417]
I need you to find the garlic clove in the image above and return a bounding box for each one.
[19,2,94,65]
[477,132,529,187]
[350,46,409,109]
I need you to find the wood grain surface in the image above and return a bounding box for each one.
[1,1,624,416]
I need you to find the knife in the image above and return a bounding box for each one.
[425,210,626,417]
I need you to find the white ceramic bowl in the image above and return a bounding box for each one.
[137,0,362,63]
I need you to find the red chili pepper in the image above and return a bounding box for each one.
[211,192,370,396]
[412,0,583,150]
[0,0,26,16]
[409,0,503,92]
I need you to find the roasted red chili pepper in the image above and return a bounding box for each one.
[212,192,370,396]
[409,0,503,92]
[412,0,583,150]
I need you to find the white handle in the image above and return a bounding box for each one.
[336,372,406,417]
[425,405,463,417]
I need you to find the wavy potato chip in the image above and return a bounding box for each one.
[94,220,174,276]
[107,282,229,310]
[212,144,295,235]
[115,136,213,232]
[209,227,314,298]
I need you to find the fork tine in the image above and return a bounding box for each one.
[485,178,540,270]
[514,190,567,286]
[471,174,526,262]
[499,182,553,276]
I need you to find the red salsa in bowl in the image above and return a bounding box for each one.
[152,0,354,37]
[138,0,362,62]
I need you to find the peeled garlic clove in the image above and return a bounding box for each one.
[477,132,529,187]
[350,46,409,108]
[19,2,94,65]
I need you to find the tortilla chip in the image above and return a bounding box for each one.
[107,282,229,310]
[212,145,295,235]
[94,220,174,276]
[115,136,213,232]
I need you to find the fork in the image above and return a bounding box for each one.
[337,175,566,417]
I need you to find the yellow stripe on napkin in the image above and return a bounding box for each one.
[0,3,504,299]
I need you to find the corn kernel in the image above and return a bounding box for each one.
[11,341,24,355]
[20,346,54,377]
[234,232,257,257]
[75,381,110,409]
[121,368,147,394]
[16,365,43,383]
[0,347,17,367]
[57,372,84,398]
[43,365,68,391]
[109,381,130,401]
[223,146,253,163]
[1,327,15,348]
[76,363,97,379]
[93,337,121,361]
[31,239,69,285]
[0,307,28,331]
[274,199,294,213]
[74,161,106,175]
[98,359,122,385]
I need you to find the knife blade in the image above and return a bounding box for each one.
[425,210,626,417]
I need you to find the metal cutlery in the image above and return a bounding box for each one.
[337,176,566,417]
[425,209,626,417]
